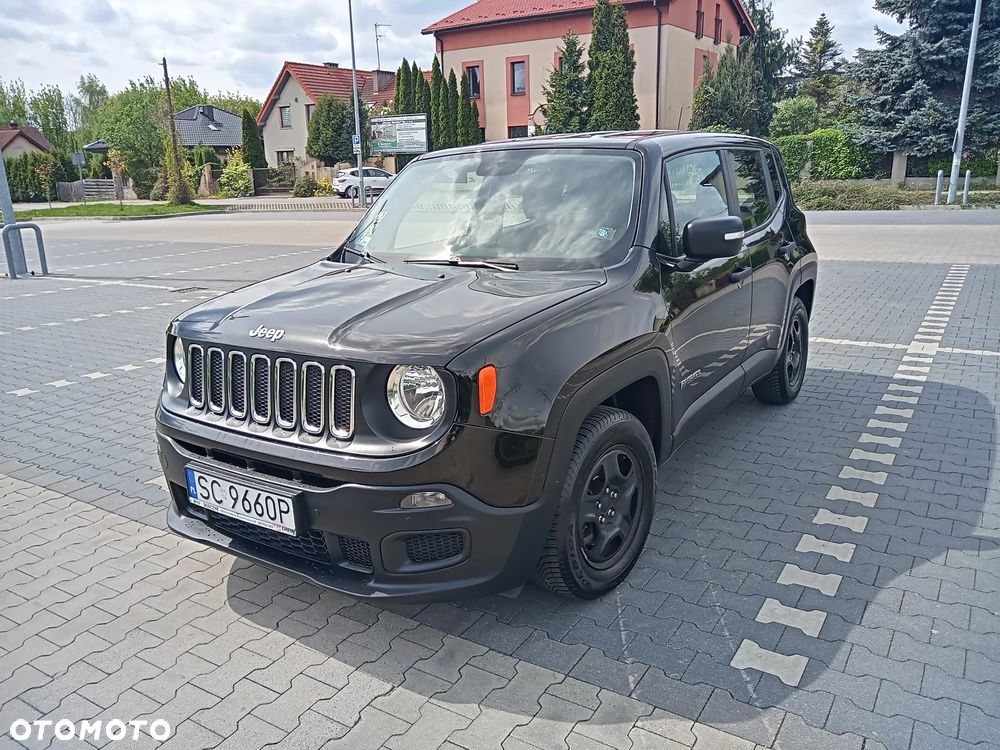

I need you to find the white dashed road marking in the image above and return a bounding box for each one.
[777,564,843,596]
[826,485,879,507]
[849,448,896,466]
[795,534,856,563]
[756,598,828,637]
[838,466,888,486]
[731,640,807,687]
[812,508,868,533]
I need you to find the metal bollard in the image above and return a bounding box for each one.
[935,170,945,205]
[963,170,972,205]
[2,223,49,280]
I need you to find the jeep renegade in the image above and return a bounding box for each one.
[157,132,818,601]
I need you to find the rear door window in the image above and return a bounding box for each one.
[663,150,730,256]
[729,150,772,231]
[764,151,785,207]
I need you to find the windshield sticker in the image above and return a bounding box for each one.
[354,234,371,248]
[596,227,617,240]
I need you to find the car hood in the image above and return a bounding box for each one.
[174,260,606,364]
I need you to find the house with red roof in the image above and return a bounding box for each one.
[0,122,54,159]
[423,0,754,140]
[257,61,397,169]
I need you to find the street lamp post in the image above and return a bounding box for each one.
[947,0,983,205]
[348,0,367,207]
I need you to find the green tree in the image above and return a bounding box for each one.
[430,57,445,150]
[307,94,368,165]
[457,72,473,145]
[394,58,411,115]
[793,14,844,112]
[469,101,483,143]
[587,3,638,130]
[28,85,74,152]
[770,96,820,137]
[443,69,459,149]
[852,0,1000,156]
[106,148,128,207]
[409,61,421,114]
[743,0,797,136]
[543,31,588,133]
[587,0,614,108]
[208,92,262,119]
[689,45,760,134]
[0,78,29,125]
[241,109,267,168]
[219,146,253,197]
[70,74,109,142]
[419,71,432,140]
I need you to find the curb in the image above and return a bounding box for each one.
[20,211,229,222]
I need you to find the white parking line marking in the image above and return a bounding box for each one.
[813,508,868,533]
[902,355,934,363]
[7,388,38,397]
[867,419,908,433]
[777,564,842,596]
[882,394,919,406]
[850,449,896,466]
[859,433,902,448]
[892,373,927,383]
[114,365,142,372]
[796,534,856,563]
[897,365,931,373]
[887,383,923,394]
[875,406,915,419]
[45,380,75,388]
[81,372,110,379]
[147,357,167,364]
[756,598,827,637]
[839,466,888,485]
[827,485,878,507]
[731,640,807,687]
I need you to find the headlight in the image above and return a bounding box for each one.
[173,338,187,383]
[387,365,445,429]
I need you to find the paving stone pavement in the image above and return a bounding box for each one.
[0,212,998,749]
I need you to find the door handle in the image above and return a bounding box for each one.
[730,266,753,284]
[776,242,796,259]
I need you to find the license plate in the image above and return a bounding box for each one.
[185,467,297,536]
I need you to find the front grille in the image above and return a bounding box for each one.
[405,532,465,564]
[338,535,373,569]
[183,343,356,442]
[206,511,330,563]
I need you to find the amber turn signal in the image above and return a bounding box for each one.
[478,365,497,415]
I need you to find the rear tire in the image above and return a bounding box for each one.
[349,186,359,199]
[536,406,655,599]
[752,297,809,405]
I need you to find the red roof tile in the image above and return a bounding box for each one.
[0,125,53,154]
[257,62,376,125]
[423,0,754,35]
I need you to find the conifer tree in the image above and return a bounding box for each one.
[444,69,459,148]
[430,56,445,150]
[852,0,1000,155]
[587,3,638,130]
[393,59,408,114]
[458,72,473,145]
[419,72,432,148]
[543,31,588,133]
[793,14,844,112]
[689,46,760,134]
[241,109,267,169]
[587,0,614,108]
[408,61,421,113]
[469,100,483,143]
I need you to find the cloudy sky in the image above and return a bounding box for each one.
[2,0,904,99]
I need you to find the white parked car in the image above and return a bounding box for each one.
[334,167,395,198]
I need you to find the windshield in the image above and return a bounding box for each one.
[345,148,640,271]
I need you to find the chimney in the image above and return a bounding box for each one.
[323,62,339,68]
[374,70,395,94]
[6,121,17,128]
[200,105,214,121]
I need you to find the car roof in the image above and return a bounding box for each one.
[419,131,775,161]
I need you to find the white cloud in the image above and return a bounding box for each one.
[2,0,901,99]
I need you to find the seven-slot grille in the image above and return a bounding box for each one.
[185,343,355,439]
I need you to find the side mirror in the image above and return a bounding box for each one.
[683,216,745,261]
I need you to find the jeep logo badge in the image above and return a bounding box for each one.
[249,325,285,342]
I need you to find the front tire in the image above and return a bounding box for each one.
[752,297,809,405]
[536,406,655,599]
[349,186,359,199]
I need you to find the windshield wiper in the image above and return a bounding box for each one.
[404,257,519,271]
[334,244,385,264]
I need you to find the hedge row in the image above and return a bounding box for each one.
[792,181,1000,211]
[775,129,877,182]
[3,152,76,202]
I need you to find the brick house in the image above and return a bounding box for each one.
[422,0,755,140]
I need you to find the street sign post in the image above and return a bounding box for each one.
[370,114,429,156]
[352,134,362,155]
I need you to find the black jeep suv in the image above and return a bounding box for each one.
[157,132,817,602]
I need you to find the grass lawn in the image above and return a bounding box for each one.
[14,202,218,219]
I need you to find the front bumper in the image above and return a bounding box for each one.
[157,422,555,602]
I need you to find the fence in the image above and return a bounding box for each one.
[252,165,296,195]
[55,178,134,202]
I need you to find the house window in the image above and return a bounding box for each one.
[714,4,723,44]
[695,0,705,38]
[556,54,564,71]
[510,61,526,95]
[279,106,291,128]
[467,66,481,98]
[508,125,528,138]
[276,150,294,164]
[305,103,315,122]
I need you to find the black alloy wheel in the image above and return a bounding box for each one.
[578,446,644,569]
